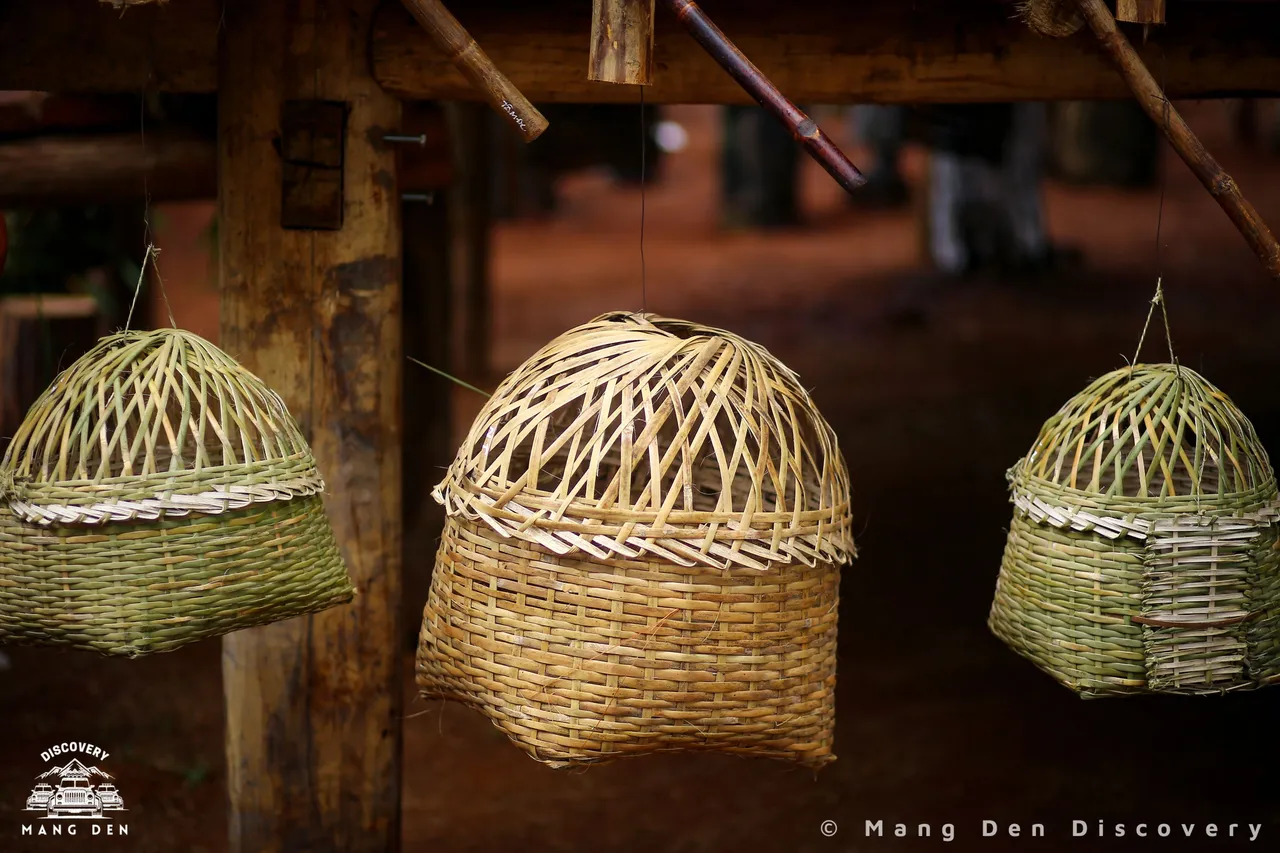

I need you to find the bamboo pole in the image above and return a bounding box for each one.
[399,0,548,141]
[659,0,865,193]
[589,0,656,85]
[1074,0,1280,280]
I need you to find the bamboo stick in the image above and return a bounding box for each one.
[399,0,548,142]
[1075,0,1280,280]
[659,0,865,193]
[589,0,656,85]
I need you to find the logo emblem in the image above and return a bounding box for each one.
[20,743,128,838]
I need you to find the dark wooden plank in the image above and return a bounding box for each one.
[4,1,1280,103]
[218,1,404,851]
[372,0,1280,103]
[0,131,215,207]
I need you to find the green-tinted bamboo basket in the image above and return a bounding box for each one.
[417,311,856,768]
[989,363,1280,697]
[0,328,355,657]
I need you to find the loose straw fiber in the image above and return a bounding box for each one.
[0,329,355,657]
[418,311,855,767]
[989,364,1280,696]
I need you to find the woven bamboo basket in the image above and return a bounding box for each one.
[0,328,355,657]
[989,363,1280,697]
[417,311,855,768]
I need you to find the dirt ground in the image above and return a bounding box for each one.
[3,103,1280,853]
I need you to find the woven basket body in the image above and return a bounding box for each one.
[990,364,1280,696]
[0,329,354,657]
[417,312,854,767]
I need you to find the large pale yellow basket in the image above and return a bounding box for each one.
[417,311,855,768]
[0,328,355,657]
[990,364,1280,696]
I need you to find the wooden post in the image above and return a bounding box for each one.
[401,192,452,647]
[218,1,403,851]
[443,102,492,380]
[589,0,656,85]
[1116,0,1165,25]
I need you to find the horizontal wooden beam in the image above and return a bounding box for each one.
[371,1,1280,104]
[0,131,216,207]
[0,0,219,93]
[3,1,1280,104]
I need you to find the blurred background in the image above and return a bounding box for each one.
[2,92,1280,852]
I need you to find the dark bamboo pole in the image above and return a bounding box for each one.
[1074,0,1280,280]
[659,0,865,194]
[399,0,548,141]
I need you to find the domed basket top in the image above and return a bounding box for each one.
[1,328,324,526]
[1011,363,1277,524]
[434,311,855,570]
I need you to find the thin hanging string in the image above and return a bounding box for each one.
[639,84,648,314]
[1130,48,1177,374]
[125,243,165,330]
[407,357,492,399]
[136,41,177,329]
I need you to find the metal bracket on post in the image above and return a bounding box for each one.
[280,100,348,231]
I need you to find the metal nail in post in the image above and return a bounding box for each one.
[384,133,429,146]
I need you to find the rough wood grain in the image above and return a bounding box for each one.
[0,132,215,207]
[589,0,656,85]
[1076,0,1280,280]
[218,2,403,852]
[1117,0,1166,24]
[399,0,548,140]
[6,1,1280,103]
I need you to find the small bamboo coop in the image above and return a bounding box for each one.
[0,328,355,657]
[416,311,855,767]
[989,363,1280,697]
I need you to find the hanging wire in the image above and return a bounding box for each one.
[1129,48,1178,376]
[137,36,177,329]
[639,84,648,314]
[125,244,162,331]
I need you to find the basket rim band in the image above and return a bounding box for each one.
[1010,487,1280,542]
[433,483,856,571]
[7,472,326,526]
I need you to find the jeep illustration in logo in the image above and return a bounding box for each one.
[23,758,124,819]
[20,743,129,837]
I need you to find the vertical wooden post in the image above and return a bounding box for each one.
[218,1,403,851]
[443,102,492,380]
[401,192,452,646]
[1116,0,1165,25]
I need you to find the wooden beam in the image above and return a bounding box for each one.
[5,0,1280,103]
[218,2,403,852]
[0,0,219,93]
[372,0,1280,103]
[0,131,215,207]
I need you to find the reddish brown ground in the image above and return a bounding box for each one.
[3,104,1280,853]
